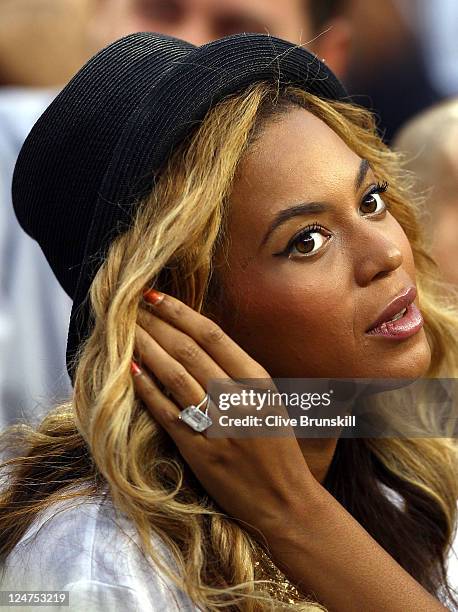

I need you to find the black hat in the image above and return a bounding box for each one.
[12,32,349,383]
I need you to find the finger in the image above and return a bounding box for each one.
[135,324,208,411]
[130,361,205,446]
[143,289,268,380]
[137,307,228,390]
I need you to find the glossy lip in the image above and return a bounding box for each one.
[365,286,417,333]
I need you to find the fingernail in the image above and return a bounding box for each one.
[143,288,165,306]
[130,360,142,377]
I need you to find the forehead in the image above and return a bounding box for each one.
[228,107,362,222]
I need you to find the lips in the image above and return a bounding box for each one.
[366,286,418,333]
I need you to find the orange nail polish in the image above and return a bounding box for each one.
[130,360,142,376]
[143,288,165,305]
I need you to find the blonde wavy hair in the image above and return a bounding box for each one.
[1,81,458,611]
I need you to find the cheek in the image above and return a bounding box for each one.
[218,264,357,377]
[403,244,417,278]
[394,219,417,278]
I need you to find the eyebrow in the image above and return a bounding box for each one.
[355,158,370,192]
[259,158,371,250]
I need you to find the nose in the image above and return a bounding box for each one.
[353,227,403,287]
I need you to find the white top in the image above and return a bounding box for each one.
[0,486,457,611]
[0,492,199,612]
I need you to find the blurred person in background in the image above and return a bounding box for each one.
[344,0,441,143]
[393,98,458,289]
[0,0,351,429]
[0,89,71,429]
[0,0,95,429]
[395,0,458,99]
[88,0,351,77]
[1,0,352,88]
[0,0,94,88]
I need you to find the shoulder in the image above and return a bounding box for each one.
[0,491,198,611]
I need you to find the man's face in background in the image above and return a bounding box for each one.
[0,0,349,88]
[92,0,311,46]
[90,0,350,78]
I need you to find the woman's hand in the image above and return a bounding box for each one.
[132,289,320,537]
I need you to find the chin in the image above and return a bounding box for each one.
[369,329,432,378]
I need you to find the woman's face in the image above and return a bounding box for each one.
[211,106,431,378]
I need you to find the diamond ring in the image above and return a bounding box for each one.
[178,393,213,432]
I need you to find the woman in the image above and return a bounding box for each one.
[1,32,457,611]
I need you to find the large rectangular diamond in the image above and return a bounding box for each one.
[180,405,213,432]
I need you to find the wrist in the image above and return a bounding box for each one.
[259,478,328,546]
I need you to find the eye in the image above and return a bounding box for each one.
[360,181,389,216]
[280,223,332,259]
[215,16,266,37]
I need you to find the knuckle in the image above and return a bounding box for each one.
[205,444,229,466]
[167,301,185,323]
[162,409,179,427]
[164,366,189,390]
[176,341,201,363]
[203,322,225,345]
